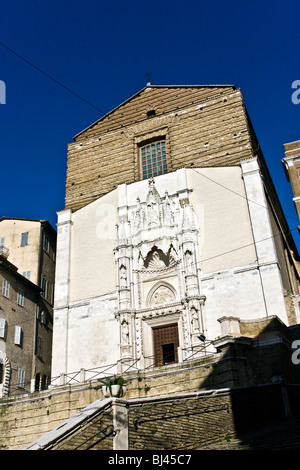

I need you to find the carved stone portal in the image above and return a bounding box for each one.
[115,177,205,370]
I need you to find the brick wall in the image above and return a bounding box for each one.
[127,384,296,450]
[65,86,254,212]
[128,390,234,450]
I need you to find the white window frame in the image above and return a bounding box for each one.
[22,271,31,280]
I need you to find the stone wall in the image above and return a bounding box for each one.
[1,317,300,450]
[128,389,234,450]
[0,355,225,449]
[0,383,103,450]
[0,260,40,398]
[24,384,300,450]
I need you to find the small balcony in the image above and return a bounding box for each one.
[0,245,9,259]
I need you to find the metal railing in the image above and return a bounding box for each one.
[50,345,217,388]
[51,362,119,386]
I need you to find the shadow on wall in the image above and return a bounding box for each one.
[198,315,300,449]
[21,315,300,451]
[123,315,300,451]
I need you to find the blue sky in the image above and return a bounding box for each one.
[0,0,300,251]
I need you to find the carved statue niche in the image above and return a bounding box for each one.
[146,179,161,228]
[163,191,173,226]
[184,250,194,273]
[168,244,177,261]
[133,197,143,232]
[120,315,133,361]
[119,264,128,288]
[190,306,200,333]
[121,318,130,345]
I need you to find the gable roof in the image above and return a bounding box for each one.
[73,84,237,140]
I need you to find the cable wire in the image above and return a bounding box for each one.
[0,40,110,116]
[1,40,298,224]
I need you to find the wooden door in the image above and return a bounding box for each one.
[153,324,179,367]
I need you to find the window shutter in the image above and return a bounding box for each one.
[36,306,41,321]
[18,369,25,388]
[20,232,28,247]
[41,311,47,325]
[41,276,48,298]
[0,318,7,339]
[15,326,23,346]
[17,288,25,306]
[37,337,43,357]
[44,233,49,253]
[2,279,10,298]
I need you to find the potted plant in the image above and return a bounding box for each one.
[100,375,126,398]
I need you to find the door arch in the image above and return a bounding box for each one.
[0,352,10,398]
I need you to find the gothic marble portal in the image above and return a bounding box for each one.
[115,178,206,369]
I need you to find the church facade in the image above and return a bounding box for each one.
[51,85,300,380]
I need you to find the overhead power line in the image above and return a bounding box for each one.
[190,167,299,222]
[0,40,297,216]
[0,40,108,115]
[0,41,298,257]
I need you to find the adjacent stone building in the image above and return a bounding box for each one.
[0,218,56,295]
[282,139,300,226]
[52,84,300,383]
[0,218,56,395]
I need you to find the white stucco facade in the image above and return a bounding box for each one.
[51,159,289,381]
